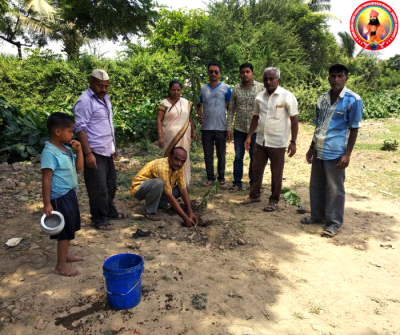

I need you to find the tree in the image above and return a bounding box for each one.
[286,1,343,75]
[303,0,340,20]
[338,31,354,57]
[201,0,342,81]
[378,54,400,89]
[52,0,158,60]
[338,31,356,58]
[304,0,331,12]
[0,0,8,14]
[0,0,55,58]
[144,8,208,102]
[386,54,400,71]
[347,54,383,95]
[200,0,311,82]
[145,8,208,63]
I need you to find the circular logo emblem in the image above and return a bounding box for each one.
[350,1,398,51]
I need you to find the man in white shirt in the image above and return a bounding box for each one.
[241,67,299,211]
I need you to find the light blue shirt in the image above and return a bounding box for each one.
[74,88,116,156]
[199,82,232,131]
[313,86,363,160]
[41,142,78,200]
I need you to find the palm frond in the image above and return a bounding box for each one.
[23,0,55,21]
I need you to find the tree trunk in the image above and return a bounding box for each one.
[17,42,22,59]
[61,25,85,60]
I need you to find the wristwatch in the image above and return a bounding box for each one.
[290,140,297,144]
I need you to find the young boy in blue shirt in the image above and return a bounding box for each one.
[41,112,84,276]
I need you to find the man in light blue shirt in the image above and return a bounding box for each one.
[197,62,231,189]
[302,64,363,237]
[74,69,125,230]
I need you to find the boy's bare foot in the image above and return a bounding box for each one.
[66,254,85,262]
[55,264,80,277]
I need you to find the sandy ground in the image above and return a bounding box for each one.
[1,121,400,335]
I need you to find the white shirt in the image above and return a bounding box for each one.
[253,86,298,148]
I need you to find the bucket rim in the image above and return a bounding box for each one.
[103,253,144,274]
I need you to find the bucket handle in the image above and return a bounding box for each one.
[104,274,142,296]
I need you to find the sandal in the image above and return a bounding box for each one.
[321,225,338,237]
[219,182,227,190]
[92,220,114,231]
[132,228,151,238]
[263,203,278,212]
[229,185,242,193]
[144,212,161,221]
[297,205,307,214]
[107,212,128,220]
[202,180,214,187]
[241,197,261,205]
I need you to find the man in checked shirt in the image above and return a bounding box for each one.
[227,63,264,192]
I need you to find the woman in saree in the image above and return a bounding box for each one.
[157,81,197,185]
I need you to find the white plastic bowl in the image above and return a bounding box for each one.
[40,211,65,235]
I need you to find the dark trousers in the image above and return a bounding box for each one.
[201,130,226,182]
[310,153,345,227]
[249,143,286,204]
[83,153,117,223]
[233,129,256,188]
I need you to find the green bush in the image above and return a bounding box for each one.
[113,99,159,144]
[288,76,330,122]
[0,48,188,114]
[363,90,400,119]
[381,139,398,151]
[0,97,48,163]
[1,41,400,164]
[0,48,197,159]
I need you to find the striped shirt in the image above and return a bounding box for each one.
[313,86,363,160]
[130,157,186,196]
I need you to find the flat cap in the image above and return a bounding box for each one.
[91,69,109,81]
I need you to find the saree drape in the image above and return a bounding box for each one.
[158,98,193,185]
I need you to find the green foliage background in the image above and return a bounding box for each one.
[0,0,399,163]
[0,97,48,163]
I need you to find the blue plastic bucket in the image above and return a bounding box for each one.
[103,253,144,310]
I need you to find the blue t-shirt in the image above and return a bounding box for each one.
[41,141,78,199]
[199,82,231,131]
[313,87,363,160]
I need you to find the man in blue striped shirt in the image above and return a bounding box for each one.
[302,64,363,237]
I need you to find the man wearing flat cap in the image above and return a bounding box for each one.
[74,69,126,230]
[363,9,386,40]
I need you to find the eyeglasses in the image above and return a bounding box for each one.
[208,70,220,75]
[263,77,278,82]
